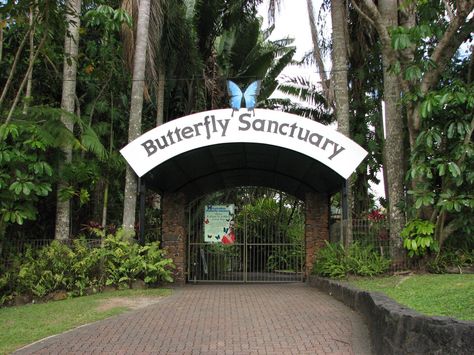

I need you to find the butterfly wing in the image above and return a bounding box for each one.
[226,80,243,110]
[243,80,261,109]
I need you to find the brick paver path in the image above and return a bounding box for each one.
[15,284,371,355]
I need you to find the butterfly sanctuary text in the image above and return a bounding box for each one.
[141,112,346,161]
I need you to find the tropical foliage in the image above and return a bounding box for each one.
[0,0,472,276]
[0,230,174,305]
[312,241,391,279]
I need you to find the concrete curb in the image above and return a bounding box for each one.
[308,275,474,355]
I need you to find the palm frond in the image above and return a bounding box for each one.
[81,126,108,161]
[262,25,274,41]
[261,47,296,99]
[278,76,328,108]
[262,98,333,124]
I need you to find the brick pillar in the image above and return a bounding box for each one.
[162,192,186,284]
[305,192,329,277]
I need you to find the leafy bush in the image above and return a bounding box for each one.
[427,249,474,274]
[0,230,174,305]
[68,239,103,296]
[101,231,143,288]
[401,219,438,257]
[312,242,349,278]
[17,242,75,297]
[140,243,174,285]
[312,242,391,279]
[101,230,174,288]
[347,243,391,276]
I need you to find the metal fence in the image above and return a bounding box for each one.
[187,201,304,283]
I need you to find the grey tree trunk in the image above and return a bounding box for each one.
[379,0,405,259]
[156,62,165,126]
[23,6,35,113]
[55,0,82,240]
[122,0,151,234]
[331,0,353,246]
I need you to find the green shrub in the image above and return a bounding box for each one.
[100,230,174,288]
[0,229,174,305]
[17,242,75,297]
[140,243,174,285]
[346,243,391,276]
[401,219,439,257]
[312,242,391,279]
[101,231,143,288]
[312,242,349,278]
[427,249,474,274]
[68,239,103,296]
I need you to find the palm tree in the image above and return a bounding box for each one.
[55,0,82,240]
[122,0,152,233]
[330,0,354,245]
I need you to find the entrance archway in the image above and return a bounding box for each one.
[120,109,367,283]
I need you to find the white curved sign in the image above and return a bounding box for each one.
[120,109,367,179]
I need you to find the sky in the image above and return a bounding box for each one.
[257,0,328,90]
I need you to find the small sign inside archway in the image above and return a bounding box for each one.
[204,204,235,244]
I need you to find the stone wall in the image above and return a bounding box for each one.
[309,276,474,355]
[161,192,187,284]
[304,192,329,276]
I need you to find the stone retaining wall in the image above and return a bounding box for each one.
[308,275,474,355]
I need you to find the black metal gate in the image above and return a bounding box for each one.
[187,198,304,283]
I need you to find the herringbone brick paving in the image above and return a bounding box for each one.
[15,283,371,354]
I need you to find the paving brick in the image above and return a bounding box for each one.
[15,284,371,355]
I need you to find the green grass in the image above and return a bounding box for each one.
[350,274,474,321]
[0,288,171,354]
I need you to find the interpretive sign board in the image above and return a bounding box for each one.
[204,205,235,244]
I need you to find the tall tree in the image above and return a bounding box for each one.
[378,0,405,258]
[122,0,151,233]
[330,0,354,245]
[121,0,166,126]
[55,0,82,240]
[353,0,473,256]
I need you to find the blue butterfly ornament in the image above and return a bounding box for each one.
[227,80,261,116]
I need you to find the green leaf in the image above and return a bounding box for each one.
[415,198,423,209]
[447,122,455,138]
[79,189,90,206]
[448,162,461,177]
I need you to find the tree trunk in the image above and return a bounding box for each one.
[122,0,151,234]
[331,0,353,246]
[379,0,405,260]
[5,31,47,123]
[23,6,35,113]
[0,27,31,109]
[306,0,331,103]
[156,61,165,126]
[0,15,3,63]
[55,0,82,240]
